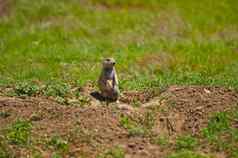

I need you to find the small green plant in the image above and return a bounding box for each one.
[31,149,43,158]
[97,146,125,158]
[51,152,63,158]
[4,88,17,97]
[119,115,133,129]
[167,150,210,158]
[119,115,146,137]
[6,119,32,145]
[48,136,69,153]
[200,109,238,155]
[142,111,156,130]
[78,95,91,107]
[44,81,70,98]
[69,126,97,145]
[202,112,230,140]
[128,126,146,137]
[15,81,39,96]
[65,92,91,107]
[231,128,238,141]
[55,96,67,104]
[212,138,231,151]
[175,135,198,150]
[0,112,10,118]
[230,150,238,158]
[132,100,141,108]
[0,136,12,158]
[151,135,169,147]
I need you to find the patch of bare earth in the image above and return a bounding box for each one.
[0,85,238,157]
[0,96,166,158]
[151,9,188,41]
[0,0,9,17]
[136,52,177,73]
[120,89,157,104]
[152,86,238,136]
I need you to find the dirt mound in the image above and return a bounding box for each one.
[0,97,164,158]
[1,85,238,157]
[153,86,238,136]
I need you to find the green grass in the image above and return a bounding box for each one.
[175,135,198,150]
[0,111,10,118]
[14,81,40,96]
[164,108,238,158]
[97,146,125,158]
[0,0,238,90]
[6,119,32,145]
[0,136,13,158]
[48,135,69,154]
[202,112,230,141]
[151,135,170,147]
[119,115,147,137]
[43,80,70,97]
[119,111,156,137]
[200,109,238,157]
[167,150,210,158]
[51,153,63,158]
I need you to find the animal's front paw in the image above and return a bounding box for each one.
[106,80,113,90]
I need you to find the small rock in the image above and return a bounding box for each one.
[117,103,134,111]
[30,113,42,121]
[204,88,211,94]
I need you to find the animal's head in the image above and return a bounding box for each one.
[102,58,116,69]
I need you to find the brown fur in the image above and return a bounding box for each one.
[98,58,119,101]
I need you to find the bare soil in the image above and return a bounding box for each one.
[0,85,238,158]
[0,0,9,17]
[152,86,238,136]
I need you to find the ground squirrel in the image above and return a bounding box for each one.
[98,58,120,101]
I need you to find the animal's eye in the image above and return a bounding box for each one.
[106,58,110,61]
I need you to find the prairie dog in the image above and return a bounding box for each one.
[98,58,120,101]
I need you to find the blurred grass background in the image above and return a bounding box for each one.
[0,0,238,90]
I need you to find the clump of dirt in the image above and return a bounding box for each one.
[153,85,238,136]
[120,90,158,104]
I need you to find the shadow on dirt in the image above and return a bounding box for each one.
[90,91,105,101]
[90,91,118,103]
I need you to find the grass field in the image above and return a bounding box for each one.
[1,1,238,158]
[1,0,238,90]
